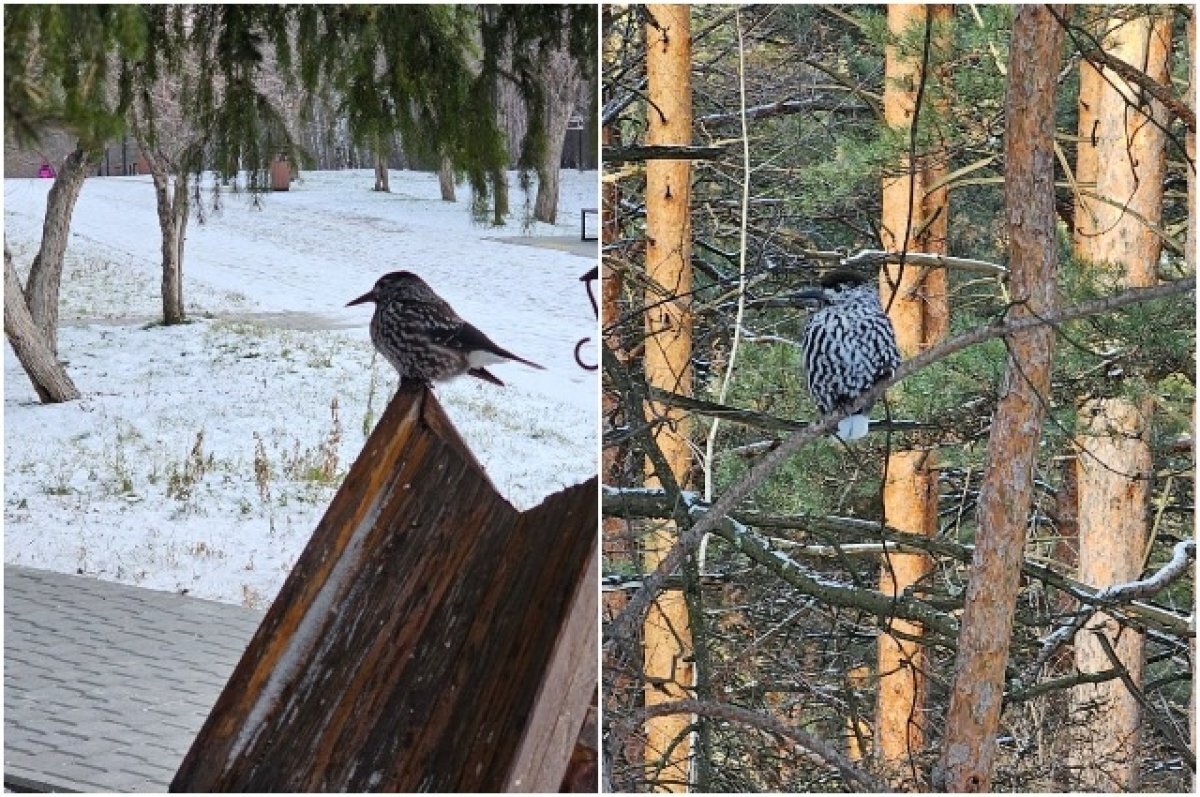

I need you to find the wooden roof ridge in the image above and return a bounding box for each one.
[172,386,597,792]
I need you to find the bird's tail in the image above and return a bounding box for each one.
[506,352,545,370]
[468,367,505,386]
[835,414,871,442]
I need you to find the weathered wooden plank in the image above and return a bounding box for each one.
[170,387,597,792]
[505,537,598,791]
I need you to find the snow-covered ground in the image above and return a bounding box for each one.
[3,169,599,608]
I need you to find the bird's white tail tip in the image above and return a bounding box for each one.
[835,414,870,442]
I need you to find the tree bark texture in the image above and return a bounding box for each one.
[534,20,582,225]
[5,247,80,403]
[1073,16,1103,253]
[27,144,98,355]
[148,162,189,326]
[1074,11,1171,285]
[1187,11,1196,276]
[642,5,694,792]
[1067,10,1170,790]
[1069,397,1152,791]
[937,6,1063,791]
[876,6,951,784]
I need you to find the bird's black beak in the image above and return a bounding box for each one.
[346,289,375,307]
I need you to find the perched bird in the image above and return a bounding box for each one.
[797,269,900,442]
[346,270,543,387]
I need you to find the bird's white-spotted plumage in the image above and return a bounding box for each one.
[801,272,900,442]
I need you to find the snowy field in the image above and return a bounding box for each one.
[4,169,598,608]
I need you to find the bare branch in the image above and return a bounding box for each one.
[605,277,1196,648]
[630,698,889,792]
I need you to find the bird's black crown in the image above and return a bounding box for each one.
[818,269,871,290]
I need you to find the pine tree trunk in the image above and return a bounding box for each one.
[1067,11,1170,790]
[1187,11,1196,276]
[1070,397,1152,790]
[1073,17,1103,253]
[438,154,456,202]
[937,7,1063,790]
[1076,12,1170,283]
[875,6,951,784]
[641,5,693,791]
[5,247,80,402]
[1189,16,1197,786]
[27,143,99,355]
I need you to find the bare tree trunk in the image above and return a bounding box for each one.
[1076,12,1170,285]
[27,143,99,355]
[148,163,189,326]
[438,154,457,202]
[1071,397,1152,790]
[937,6,1064,791]
[1188,16,1197,785]
[5,246,80,402]
[642,5,693,791]
[1067,11,1170,790]
[373,145,390,193]
[875,6,951,785]
[533,24,582,225]
[1188,11,1196,276]
[491,166,509,226]
[846,664,871,762]
[1073,15,1103,253]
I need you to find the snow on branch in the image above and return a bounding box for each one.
[604,487,1193,639]
[603,486,960,641]
[1030,539,1195,676]
[841,248,1008,275]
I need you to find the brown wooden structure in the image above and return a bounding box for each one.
[171,387,597,792]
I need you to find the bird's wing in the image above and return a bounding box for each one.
[444,321,544,369]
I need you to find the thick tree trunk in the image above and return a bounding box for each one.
[1067,11,1170,790]
[642,5,693,792]
[438,154,457,202]
[534,141,564,225]
[937,7,1063,791]
[27,143,99,355]
[533,30,581,225]
[1070,397,1152,790]
[5,247,80,402]
[875,6,951,785]
[1076,12,1170,283]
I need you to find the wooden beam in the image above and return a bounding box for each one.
[171,387,597,792]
